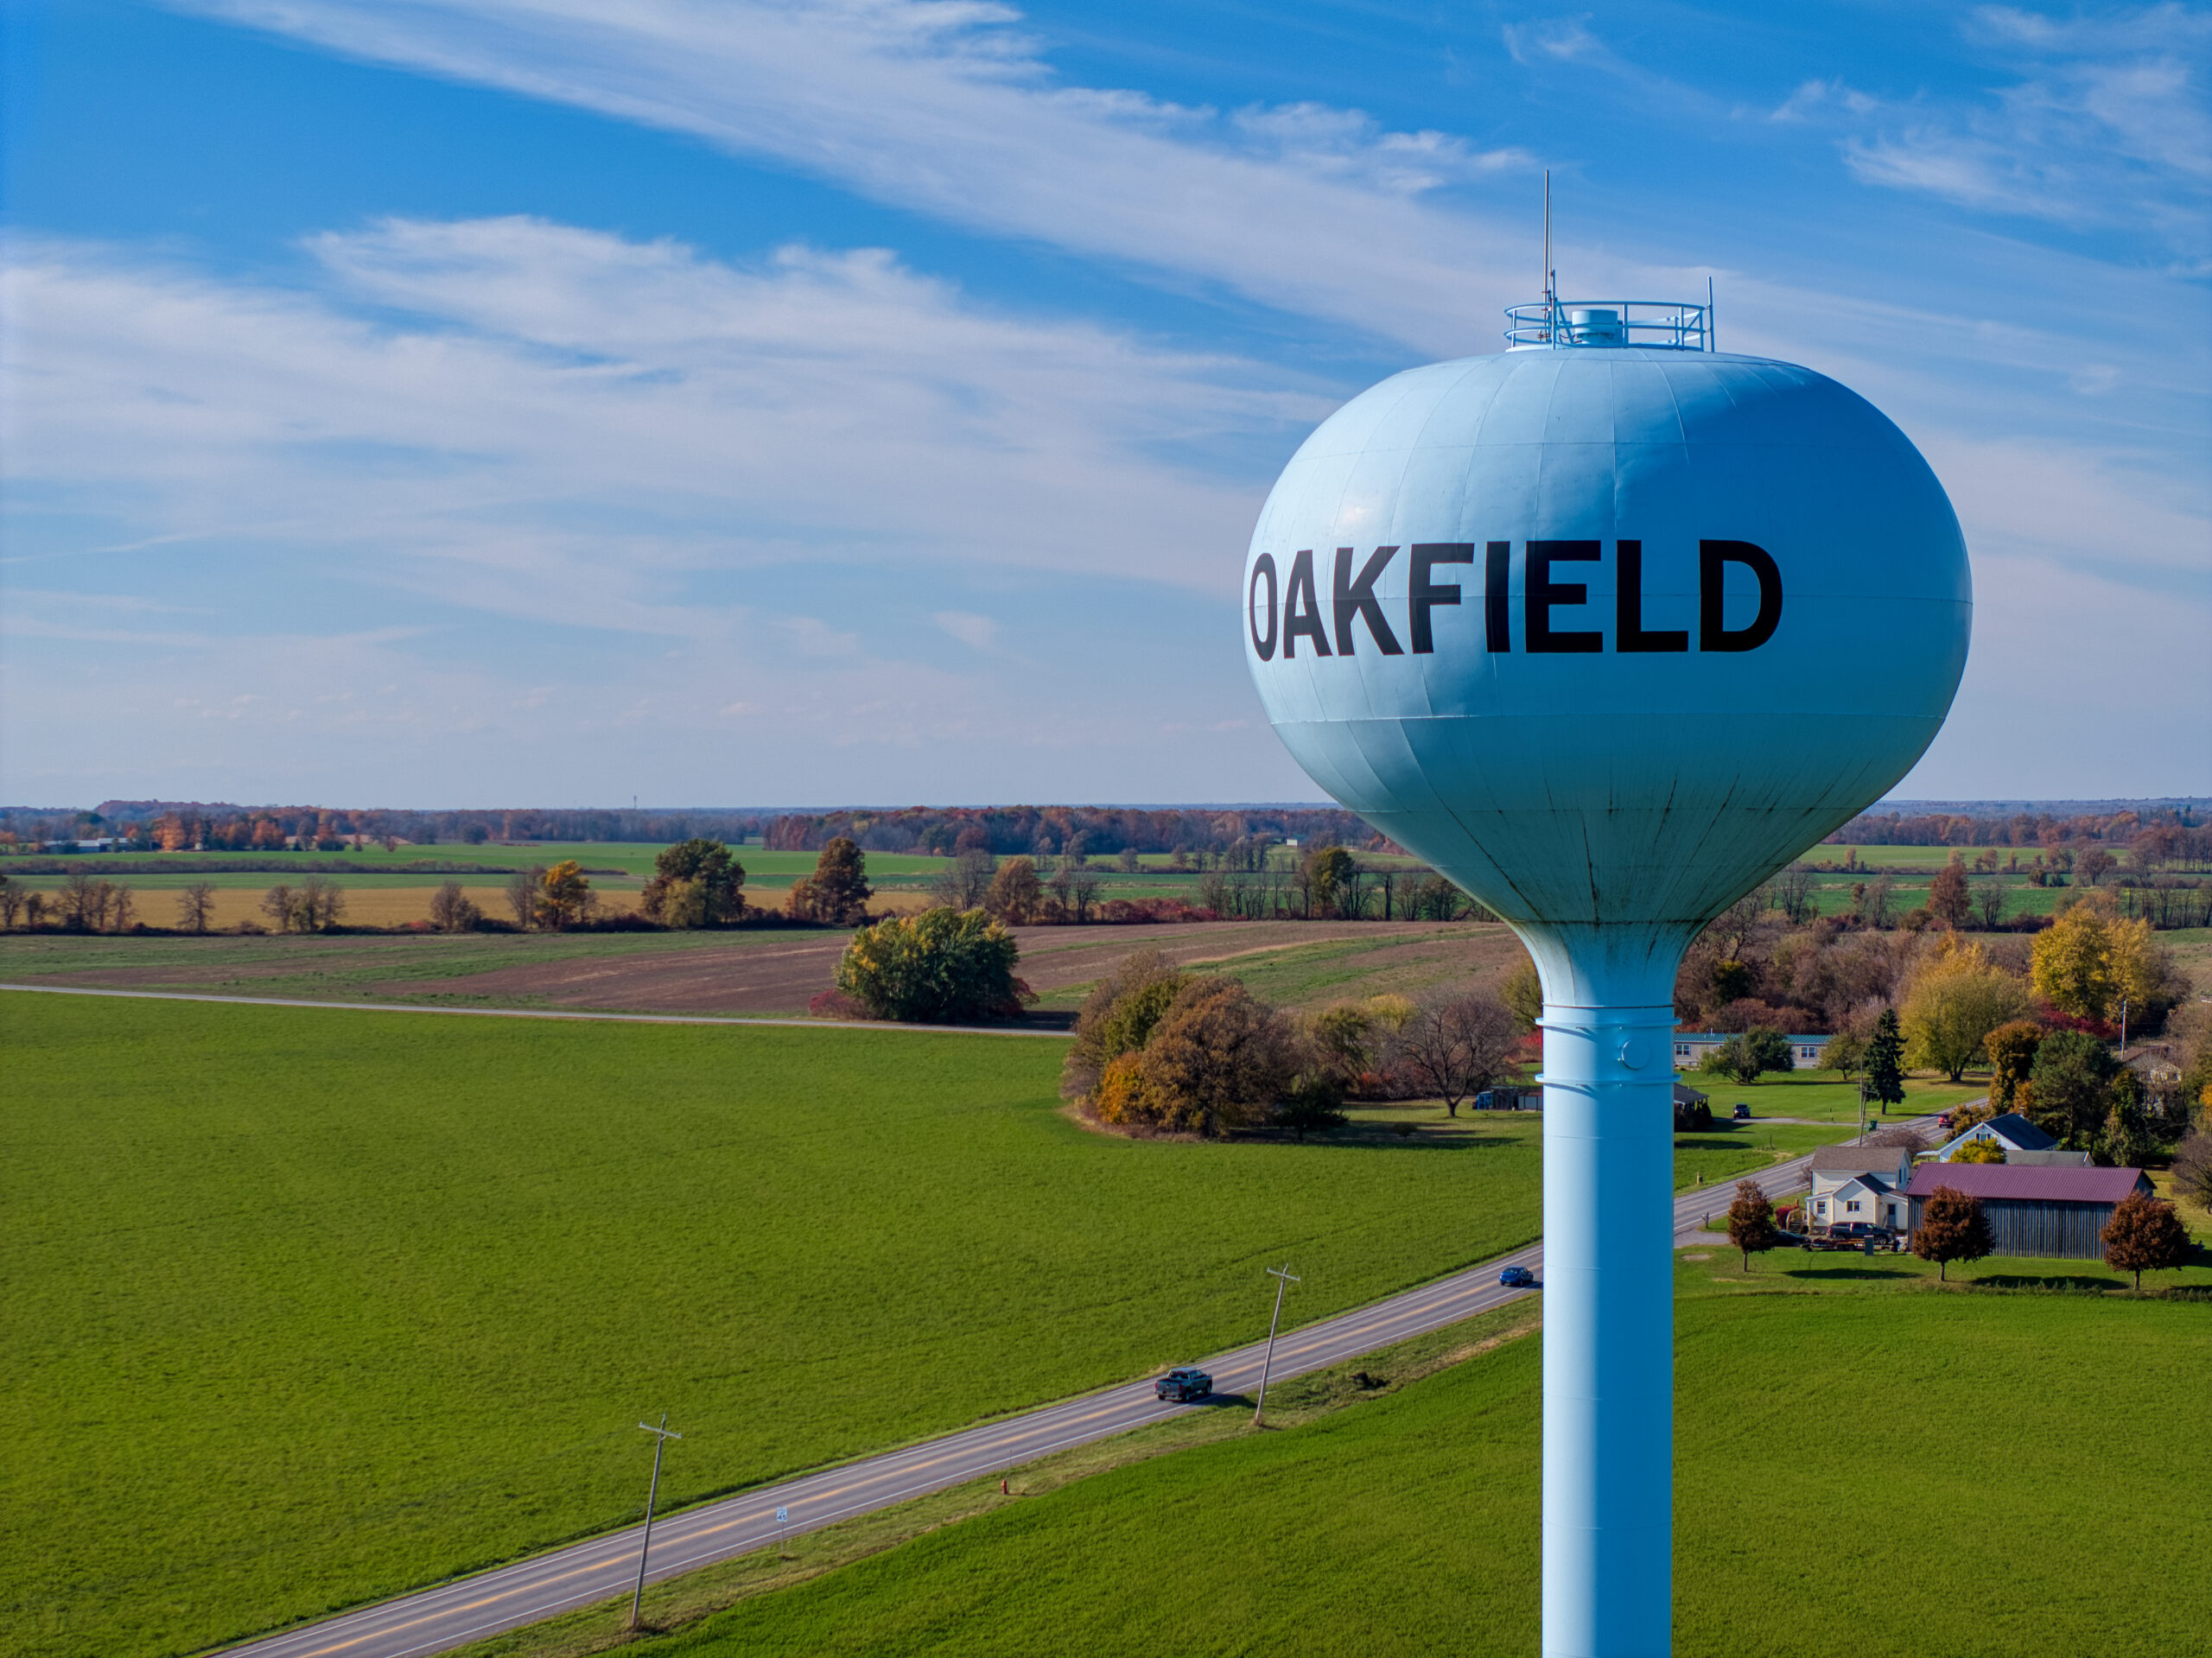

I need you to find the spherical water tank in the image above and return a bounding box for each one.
[1245,344,1970,971]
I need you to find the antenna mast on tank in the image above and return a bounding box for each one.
[1542,171,1556,338]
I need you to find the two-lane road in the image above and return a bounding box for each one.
[219,1117,1935,1658]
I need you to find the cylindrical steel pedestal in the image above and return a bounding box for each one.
[1539,991,1677,1658]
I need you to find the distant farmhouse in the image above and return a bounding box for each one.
[1932,1112,2089,1167]
[2120,1046,2184,1088]
[1904,1164,2152,1260]
[1808,1144,1915,1232]
[1673,1032,1834,1070]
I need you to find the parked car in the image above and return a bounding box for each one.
[1154,1367,1213,1403]
[1732,1102,1751,1120]
[1498,1265,1538,1288]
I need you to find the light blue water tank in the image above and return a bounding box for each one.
[1244,343,1971,979]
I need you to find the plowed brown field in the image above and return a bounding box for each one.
[373,920,1519,1014]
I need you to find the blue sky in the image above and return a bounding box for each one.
[3,0,2206,808]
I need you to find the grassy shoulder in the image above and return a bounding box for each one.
[531,1254,2211,1658]
[0,993,1545,1658]
[446,1304,1547,1658]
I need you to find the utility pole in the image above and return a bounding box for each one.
[1253,1262,1300,1427]
[632,1413,683,1630]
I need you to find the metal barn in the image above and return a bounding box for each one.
[1904,1163,2152,1261]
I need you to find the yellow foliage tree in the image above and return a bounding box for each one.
[534,861,594,931]
[2031,903,2116,1021]
[1901,938,2030,1083]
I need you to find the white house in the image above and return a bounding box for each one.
[1672,1032,1834,1070]
[1931,1111,2085,1164]
[1807,1144,1915,1231]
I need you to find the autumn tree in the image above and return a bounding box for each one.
[2030,905,2179,1031]
[931,848,996,911]
[1911,1185,1994,1281]
[534,861,594,930]
[835,907,1029,1024]
[176,881,217,935]
[2173,1131,2212,1211]
[983,855,1044,924]
[0,875,23,931]
[1391,992,1520,1115]
[429,880,481,933]
[1901,940,2029,1082]
[299,876,346,932]
[1097,979,1303,1137]
[1060,950,1191,1101]
[1307,1002,1377,1086]
[262,882,297,933]
[1500,958,1544,1033]
[1951,1136,2005,1165]
[788,837,872,924]
[1303,845,1356,918]
[1771,864,1818,925]
[1928,859,1971,929]
[1984,1020,2044,1112]
[2100,1191,2192,1290]
[1974,878,2006,930]
[640,839,745,927]
[505,867,545,930]
[1046,854,1101,924]
[1726,1179,1780,1271]
[1864,1007,1906,1114]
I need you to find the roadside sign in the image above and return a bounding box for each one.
[775,1507,789,1524]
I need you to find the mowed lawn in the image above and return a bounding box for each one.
[0,994,1544,1657]
[658,1260,2212,1658]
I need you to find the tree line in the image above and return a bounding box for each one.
[1825,806,2209,864]
[761,804,1384,858]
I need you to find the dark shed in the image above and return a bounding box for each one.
[1904,1163,2152,1260]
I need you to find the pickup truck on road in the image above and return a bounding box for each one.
[1154,1367,1213,1403]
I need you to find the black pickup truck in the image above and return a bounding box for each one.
[1155,1367,1213,1403]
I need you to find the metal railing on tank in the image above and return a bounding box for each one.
[1503,298,1713,351]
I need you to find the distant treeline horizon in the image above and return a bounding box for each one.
[3,797,2205,860]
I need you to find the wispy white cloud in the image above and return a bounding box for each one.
[3,219,1313,629]
[1501,17,1605,66]
[171,0,1536,353]
[931,609,998,649]
[1782,7,2212,256]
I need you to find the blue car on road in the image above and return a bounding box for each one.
[1498,1265,1538,1288]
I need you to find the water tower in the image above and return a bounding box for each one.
[1243,294,1969,1655]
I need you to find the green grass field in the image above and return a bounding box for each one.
[1678,1070,1984,1126]
[631,1255,2212,1658]
[3,992,1560,1658]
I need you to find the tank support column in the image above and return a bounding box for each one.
[1539,993,1677,1657]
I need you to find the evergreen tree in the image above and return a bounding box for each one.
[1865,1007,1906,1115]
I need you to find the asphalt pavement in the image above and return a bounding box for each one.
[213,1114,1939,1658]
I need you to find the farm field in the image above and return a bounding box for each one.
[1675,1070,1983,1126]
[580,1254,2212,1658]
[0,919,1524,1018]
[3,991,1562,1658]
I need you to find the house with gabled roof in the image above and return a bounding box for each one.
[1934,1111,2068,1162]
[1808,1144,1914,1232]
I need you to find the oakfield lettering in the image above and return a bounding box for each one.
[1248,539,1783,661]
